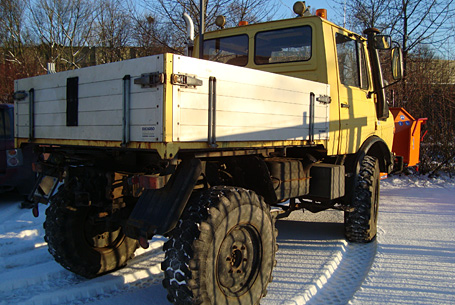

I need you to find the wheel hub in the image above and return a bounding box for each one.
[217,225,262,297]
[227,244,247,273]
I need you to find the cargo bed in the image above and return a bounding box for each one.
[15,53,330,159]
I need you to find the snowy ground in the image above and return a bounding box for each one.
[351,175,455,305]
[0,174,454,305]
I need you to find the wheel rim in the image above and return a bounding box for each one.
[217,224,262,297]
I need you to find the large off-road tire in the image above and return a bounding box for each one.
[161,186,277,305]
[344,155,380,243]
[44,188,138,278]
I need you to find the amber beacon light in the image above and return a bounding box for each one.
[316,9,327,19]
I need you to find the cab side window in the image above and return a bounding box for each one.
[336,33,369,90]
[359,43,369,90]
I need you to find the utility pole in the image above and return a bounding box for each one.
[199,0,205,59]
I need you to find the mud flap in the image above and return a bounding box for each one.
[125,158,203,240]
[27,173,59,205]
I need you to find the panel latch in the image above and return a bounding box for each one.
[171,73,203,87]
[134,72,165,88]
[316,95,331,104]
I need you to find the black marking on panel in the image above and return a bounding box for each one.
[66,77,79,126]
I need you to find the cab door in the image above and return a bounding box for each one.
[334,29,377,154]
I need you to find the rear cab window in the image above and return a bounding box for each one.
[203,35,249,66]
[254,26,312,65]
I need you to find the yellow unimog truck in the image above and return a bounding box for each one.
[14,2,403,304]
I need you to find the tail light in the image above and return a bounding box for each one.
[6,149,23,167]
[129,174,170,190]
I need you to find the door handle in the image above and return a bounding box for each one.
[341,103,350,108]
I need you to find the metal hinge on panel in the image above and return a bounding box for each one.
[134,72,165,88]
[316,95,331,104]
[171,73,203,87]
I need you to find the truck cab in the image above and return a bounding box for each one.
[195,13,398,164]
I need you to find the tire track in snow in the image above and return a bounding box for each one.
[1,197,378,305]
[0,199,168,305]
[0,238,166,305]
[282,236,378,305]
[262,209,378,305]
[0,199,49,274]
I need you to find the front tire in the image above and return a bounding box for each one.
[344,155,380,242]
[44,188,138,278]
[162,186,277,305]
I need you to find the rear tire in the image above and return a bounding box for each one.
[44,188,138,278]
[161,186,277,305]
[344,155,380,243]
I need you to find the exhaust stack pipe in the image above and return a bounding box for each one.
[182,13,194,56]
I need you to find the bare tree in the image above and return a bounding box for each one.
[0,0,26,64]
[404,48,455,173]
[225,0,275,25]
[335,0,455,75]
[146,0,230,51]
[139,0,277,53]
[0,0,41,103]
[92,0,132,63]
[333,0,390,32]
[388,0,455,72]
[28,0,95,71]
[131,14,175,56]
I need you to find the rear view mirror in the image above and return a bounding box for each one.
[391,47,403,80]
[374,35,392,50]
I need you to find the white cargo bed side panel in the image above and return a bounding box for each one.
[172,56,329,142]
[15,55,164,142]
